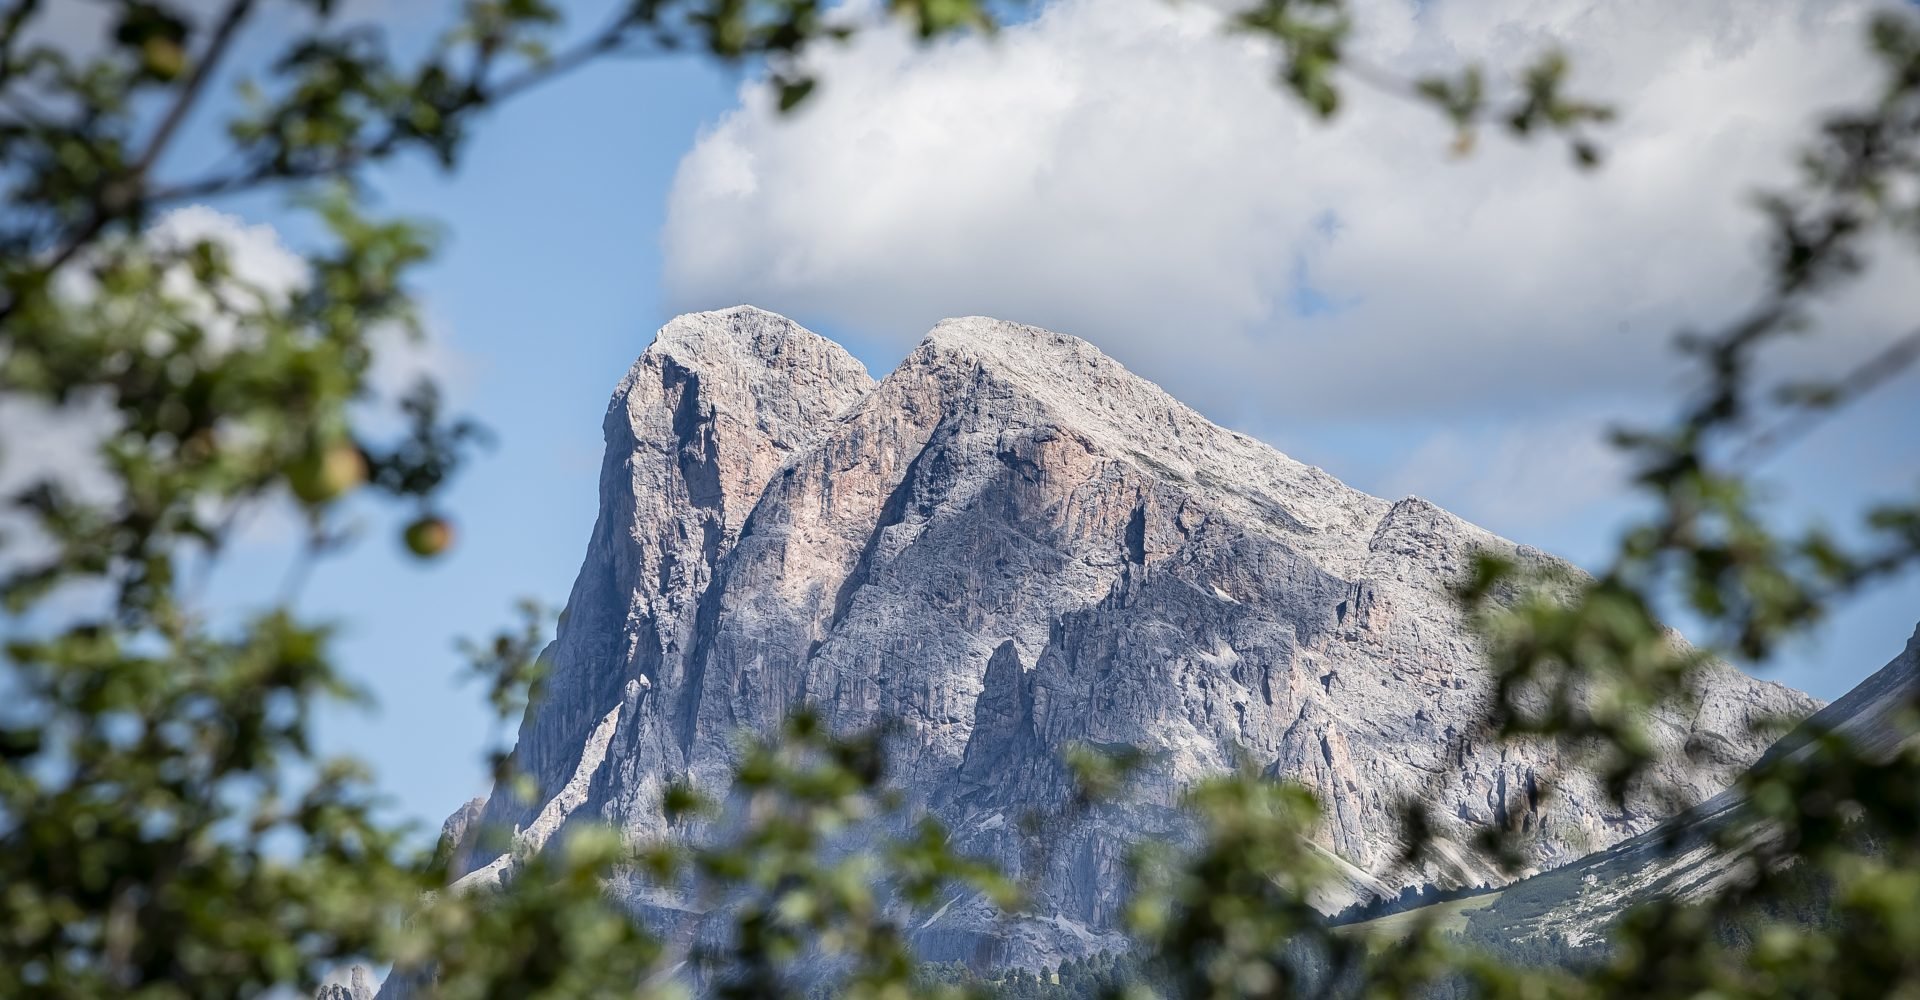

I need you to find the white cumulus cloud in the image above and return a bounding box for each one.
[662,0,1916,425]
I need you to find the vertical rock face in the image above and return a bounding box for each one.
[459,306,1816,968]
[464,306,876,869]
[315,966,375,1000]
[438,795,486,874]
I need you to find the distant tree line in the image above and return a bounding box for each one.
[1328,881,1501,926]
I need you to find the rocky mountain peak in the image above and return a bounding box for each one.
[456,307,1817,971]
[906,316,1313,482]
[913,315,1133,391]
[315,965,375,1000]
[616,304,875,450]
[889,316,1391,574]
[642,303,858,371]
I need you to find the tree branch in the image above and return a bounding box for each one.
[134,0,256,178]
[0,0,258,323]
[1732,324,1920,468]
[147,14,660,207]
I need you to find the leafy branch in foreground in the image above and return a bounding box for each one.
[1230,0,1614,164]
[664,714,1018,1000]
[0,1,1014,995]
[1064,9,1920,1000]
[3,0,1919,998]
[0,610,413,996]
[1429,8,1920,996]
[1465,7,1920,803]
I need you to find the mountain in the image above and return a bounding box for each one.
[315,966,376,1000]
[1442,619,1920,950]
[445,306,1814,970]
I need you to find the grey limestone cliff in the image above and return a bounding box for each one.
[315,965,375,1000]
[453,305,1816,968]
[1448,619,1920,949]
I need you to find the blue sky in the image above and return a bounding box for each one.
[185,43,761,832]
[48,0,1920,834]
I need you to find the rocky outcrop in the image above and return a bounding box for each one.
[1450,619,1919,948]
[460,306,876,874]
[436,795,487,875]
[456,306,1816,970]
[315,965,375,1000]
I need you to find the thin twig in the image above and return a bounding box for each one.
[1732,325,1920,468]
[134,0,257,178]
[0,0,257,324]
[146,16,659,206]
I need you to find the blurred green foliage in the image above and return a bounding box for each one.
[2,1,1919,998]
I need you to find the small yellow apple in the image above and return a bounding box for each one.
[403,515,455,558]
[288,442,366,504]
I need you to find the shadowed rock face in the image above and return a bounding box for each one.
[1445,620,1920,950]
[456,305,1816,969]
